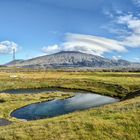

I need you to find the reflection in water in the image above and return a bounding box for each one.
[11,91,119,120]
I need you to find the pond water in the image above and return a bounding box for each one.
[10,89,119,120]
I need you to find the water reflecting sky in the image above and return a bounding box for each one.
[11,92,119,120]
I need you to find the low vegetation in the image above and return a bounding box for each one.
[0,92,73,121]
[0,70,139,140]
[0,71,140,98]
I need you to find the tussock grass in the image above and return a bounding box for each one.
[0,94,139,140]
[0,71,140,98]
[0,71,139,140]
[0,92,73,120]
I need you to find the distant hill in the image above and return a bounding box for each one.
[5,51,140,68]
[6,60,24,66]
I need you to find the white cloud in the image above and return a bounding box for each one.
[115,10,123,15]
[133,57,140,62]
[101,24,131,38]
[42,33,127,56]
[42,10,140,57]
[103,9,114,18]
[42,44,61,55]
[116,14,140,48]
[112,55,122,60]
[117,14,140,33]
[63,33,127,56]
[0,41,19,54]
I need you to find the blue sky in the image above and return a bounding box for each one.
[0,0,140,64]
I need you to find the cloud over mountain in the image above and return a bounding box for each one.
[42,33,127,56]
[42,11,140,57]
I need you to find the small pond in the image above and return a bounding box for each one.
[9,89,119,120]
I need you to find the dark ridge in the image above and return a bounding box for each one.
[123,89,140,100]
[55,51,82,54]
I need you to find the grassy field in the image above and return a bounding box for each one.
[0,71,140,97]
[0,71,140,140]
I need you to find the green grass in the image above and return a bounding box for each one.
[0,71,140,140]
[0,95,139,140]
[0,71,140,98]
[0,92,73,121]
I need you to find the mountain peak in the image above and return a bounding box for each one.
[55,51,82,54]
[5,51,140,68]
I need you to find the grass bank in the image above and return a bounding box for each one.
[0,71,139,140]
[0,94,139,140]
[0,71,140,98]
[0,92,73,121]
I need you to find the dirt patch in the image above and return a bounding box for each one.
[123,90,140,100]
[0,119,12,126]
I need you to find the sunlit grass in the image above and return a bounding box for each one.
[0,94,139,140]
[0,70,139,140]
[0,71,140,97]
[0,92,73,120]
